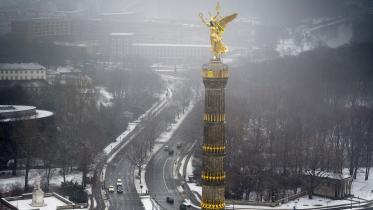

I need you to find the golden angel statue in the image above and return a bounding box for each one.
[199,2,238,59]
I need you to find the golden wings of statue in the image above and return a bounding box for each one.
[199,2,238,59]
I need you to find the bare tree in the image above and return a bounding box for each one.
[125,141,148,183]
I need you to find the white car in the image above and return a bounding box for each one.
[117,178,123,186]
[183,199,191,207]
[108,185,115,193]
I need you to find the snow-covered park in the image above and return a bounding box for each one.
[0,168,82,193]
[182,155,373,210]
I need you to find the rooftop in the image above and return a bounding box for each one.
[304,170,352,180]
[0,63,46,70]
[0,105,53,122]
[110,32,134,36]
[132,43,210,48]
[100,12,135,16]
[1,193,87,210]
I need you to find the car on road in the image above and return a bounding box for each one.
[108,185,115,193]
[164,145,169,151]
[179,203,190,210]
[168,149,174,155]
[117,185,124,193]
[117,178,123,186]
[166,196,174,204]
[182,199,191,207]
[176,143,182,149]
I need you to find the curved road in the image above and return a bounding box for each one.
[146,103,203,210]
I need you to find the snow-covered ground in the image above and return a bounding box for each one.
[183,155,373,210]
[351,168,373,200]
[8,196,71,210]
[96,86,114,107]
[0,169,82,193]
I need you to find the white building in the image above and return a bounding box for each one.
[12,18,73,40]
[0,63,46,81]
[131,43,210,63]
[109,33,134,58]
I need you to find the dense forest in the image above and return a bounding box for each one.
[197,43,373,201]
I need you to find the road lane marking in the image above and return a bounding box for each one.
[163,157,171,192]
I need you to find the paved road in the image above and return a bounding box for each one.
[105,152,141,210]
[146,103,203,210]
[103,103,173,210]
[91,73,187,210]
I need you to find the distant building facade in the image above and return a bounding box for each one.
[132,43,209,58]
[108,33,134,59]
[11,18,73,40]
[0,63,46,81]
[46,66,90,87]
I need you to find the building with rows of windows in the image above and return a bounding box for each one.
[11,18,72,40]
[0,63,46,81]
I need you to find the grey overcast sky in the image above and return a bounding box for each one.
[0,0,367,24]
[99,0,362,22]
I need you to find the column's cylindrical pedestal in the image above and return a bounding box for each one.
[201,59,228,210]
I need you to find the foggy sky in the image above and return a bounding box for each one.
[98,0,360,24]
[0,0,365,25]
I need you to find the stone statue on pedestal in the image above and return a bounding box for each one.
[31,176,45,207]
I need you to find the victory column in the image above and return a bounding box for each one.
[199,3,237,210]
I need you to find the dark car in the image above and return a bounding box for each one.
[117,185,124,193]
[168,150,174,155]
[176,143,182,149]
[166,196,174,204]
[179,203,189,210]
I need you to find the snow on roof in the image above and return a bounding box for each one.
[304,170,352,180]
[324,172,351,180]
[30,17,70,21]
[0,105,34,114]
[0,105,53,122]
[4,193,88,210]
[110,32,134,36]
[0,110,53,122]
[100,12,135,16]
[132,43,210,48]
[53,41,94,47]
[56,66,77,73]
[0,63,46,70]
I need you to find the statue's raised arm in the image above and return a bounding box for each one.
[199,12,209,27]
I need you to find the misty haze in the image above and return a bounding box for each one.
[0,1,373,210]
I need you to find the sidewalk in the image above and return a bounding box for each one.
[135,101,195,210]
